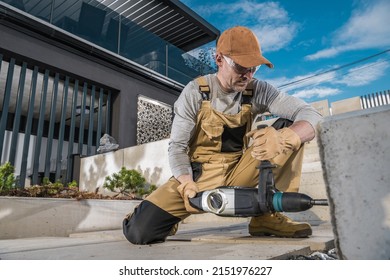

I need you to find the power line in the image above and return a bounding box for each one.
[277,48,390,90]
[283,58,390,91]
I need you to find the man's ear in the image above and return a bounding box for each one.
[215,53,223,67]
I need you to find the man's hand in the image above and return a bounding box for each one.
[246,126,301,161]
[177,180,201,213]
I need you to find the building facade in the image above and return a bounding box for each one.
[0,0,219,186]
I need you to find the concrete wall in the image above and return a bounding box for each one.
[308,97,364,117]
[79,139,171,194]
[318,105,390,259]
[331,96,362,115]
[310,99,330,117]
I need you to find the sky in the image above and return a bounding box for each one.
[180,0,390,104]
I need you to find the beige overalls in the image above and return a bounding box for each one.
[146,77,305,220]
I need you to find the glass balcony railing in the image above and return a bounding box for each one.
[2,0,215,85]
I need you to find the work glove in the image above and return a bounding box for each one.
[177,181,201,213]
[246,126,301,161]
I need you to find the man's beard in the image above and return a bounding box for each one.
[232,78,249,92]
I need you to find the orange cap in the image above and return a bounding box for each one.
[217,26,273,68]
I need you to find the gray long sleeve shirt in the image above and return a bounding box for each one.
[168,74,323,179]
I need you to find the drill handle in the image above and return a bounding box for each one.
[255,124,278,212]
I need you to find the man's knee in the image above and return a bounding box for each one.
[122,200,181,245]
[123,215,155,245]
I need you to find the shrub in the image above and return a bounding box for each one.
[0,162,153,200]
[26,177,65,197]
[67,180,78,190]
[103,167,156,199]
[0,162,17,192]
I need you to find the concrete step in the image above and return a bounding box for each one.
[304,141,320,154]
[305,138,320,147]
[297,175,329,223]
[302,139,321,164]
[300,183,327,209]
[293,180,330,223]
[300,170,326,186]
[303,152,321,163]
[299,182,328,198]
[304,139,320,149]
[286,207,331,225]
[302,161,323,173]
[298,142,329,223]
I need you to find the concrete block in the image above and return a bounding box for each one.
[318,105,390,259]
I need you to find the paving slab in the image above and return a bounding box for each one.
[0,221,334,260]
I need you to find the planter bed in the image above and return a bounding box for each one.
[0,196,140,239]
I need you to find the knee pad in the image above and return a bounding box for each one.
[122,200,180,245]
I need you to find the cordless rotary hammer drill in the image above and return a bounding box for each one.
[189,126,328,217]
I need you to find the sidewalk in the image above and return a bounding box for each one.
[0,219,334,260]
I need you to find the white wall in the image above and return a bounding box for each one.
[79,139,171,194]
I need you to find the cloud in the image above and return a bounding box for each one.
[264,59,389,100]
[267,58,389,90]
[265,71,337,92]
[192,0,298,52]
[196,1,288,22]
[305,0,390,60]
[334,60,390,86]
[292,87,341,99]
[251,24,297,52]
[305,46,349,61]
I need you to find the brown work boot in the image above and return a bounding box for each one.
[249,212,312,238]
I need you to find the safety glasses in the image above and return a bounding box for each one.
[223,55,260,75]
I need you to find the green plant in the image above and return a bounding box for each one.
[103,167,156,199]
[42,177,51,186]
[0,162,17,192]
[67,180,78,191]
[0,164,150,200]
[26,177,65,197]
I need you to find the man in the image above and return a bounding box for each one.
[123,26,323,245]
